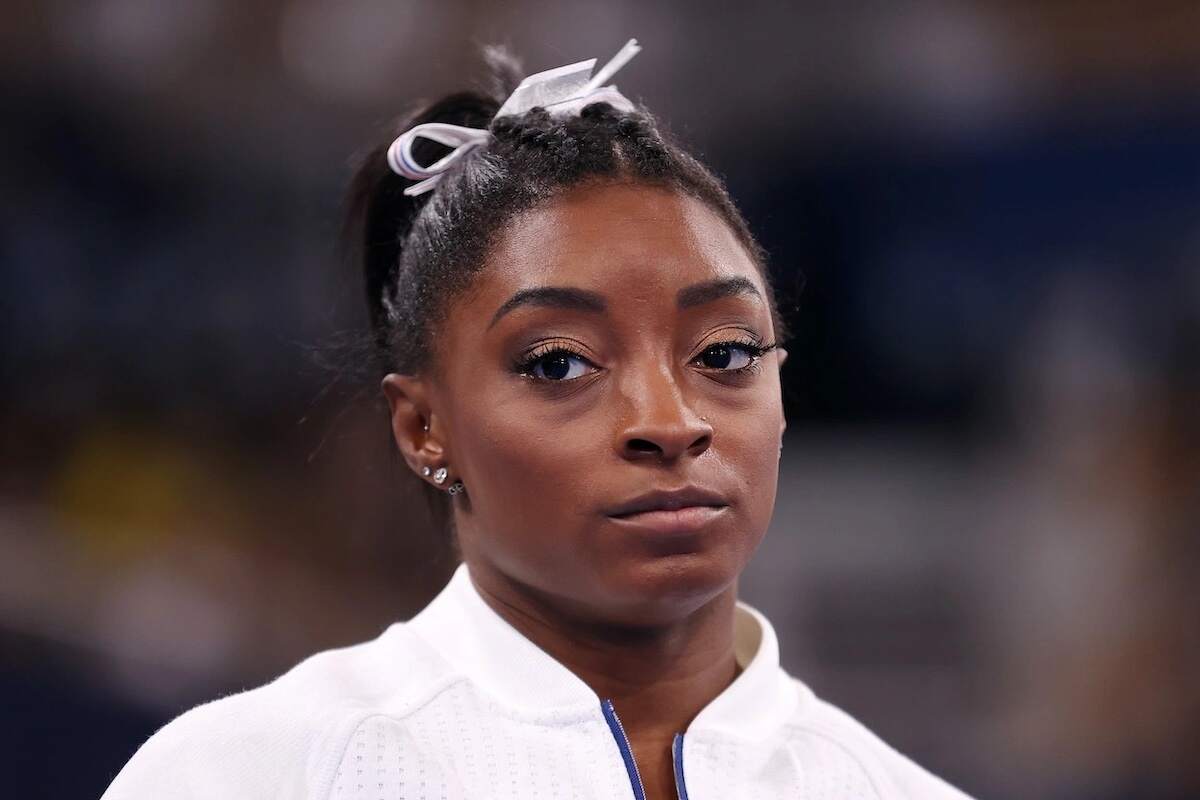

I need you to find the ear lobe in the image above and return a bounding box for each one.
[381,373,444,469]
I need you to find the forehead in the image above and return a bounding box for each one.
[478,182,764,301]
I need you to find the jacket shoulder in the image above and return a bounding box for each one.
[786,679,976,800]
[101,623,452,800]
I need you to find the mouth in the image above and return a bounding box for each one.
[605,486,730,534]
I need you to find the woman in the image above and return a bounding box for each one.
[103,41,974,799]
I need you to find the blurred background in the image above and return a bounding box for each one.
[2,1,1198,797]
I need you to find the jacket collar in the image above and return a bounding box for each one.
[406,562,799,741]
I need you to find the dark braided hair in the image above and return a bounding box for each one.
[344,47,788,381]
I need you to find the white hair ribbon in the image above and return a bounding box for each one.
[386,38,642,197]
[386,122,491,196]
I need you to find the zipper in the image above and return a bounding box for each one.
[672,732,690,800]
[601,699,690,800]
[602,699,646,800]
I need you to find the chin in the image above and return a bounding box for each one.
[603,549,745,627]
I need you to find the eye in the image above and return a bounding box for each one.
[694,340,771,371]
[518,347,598,381]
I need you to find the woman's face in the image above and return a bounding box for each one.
[388,182,785,627]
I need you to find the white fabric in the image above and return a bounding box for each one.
[102,563,975,799]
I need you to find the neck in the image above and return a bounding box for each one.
[465,561,741,740]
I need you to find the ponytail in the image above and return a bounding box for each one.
[343,46,524,368]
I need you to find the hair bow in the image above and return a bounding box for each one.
[387,38,642,196]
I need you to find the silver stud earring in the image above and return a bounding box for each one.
[447,480,465,495]
[421,466,432,477]
[432,466,448,485]
[422,422,430,433]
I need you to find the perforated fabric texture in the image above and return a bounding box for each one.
[102,564,975,800]
[331,684,630,800]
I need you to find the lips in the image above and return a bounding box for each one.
[614,504,729,532]
[606,486,730,517]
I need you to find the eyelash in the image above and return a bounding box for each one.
[513,338,778,382]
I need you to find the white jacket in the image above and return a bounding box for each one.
[103,563,974,799]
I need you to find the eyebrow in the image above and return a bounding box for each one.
[488,286,607,328]
[676,276,762,309]
[488,275,763,328]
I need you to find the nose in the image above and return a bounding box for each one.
[616,364,713,462]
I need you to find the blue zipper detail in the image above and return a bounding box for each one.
[672,732,690,800]
[601,699,647,800]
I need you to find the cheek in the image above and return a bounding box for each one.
[447,386,603,555]
[714,392,783,535]
[462,411,590,497]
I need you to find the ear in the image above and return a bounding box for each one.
[381,373,445,476]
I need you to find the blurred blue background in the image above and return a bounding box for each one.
[2,2,1198,798]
